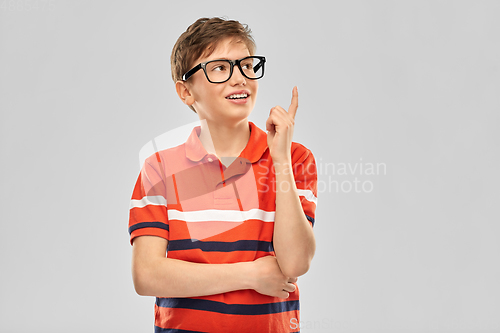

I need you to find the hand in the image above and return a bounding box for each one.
[266,86,298,164]
[251,256,298,299]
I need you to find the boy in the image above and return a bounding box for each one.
[128,17,318,332]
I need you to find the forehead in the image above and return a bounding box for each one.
[199,38,251,63]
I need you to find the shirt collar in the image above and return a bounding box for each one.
[185,121,268,163]
[240,122,269,163]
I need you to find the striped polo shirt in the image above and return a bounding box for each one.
[129,121,318,333]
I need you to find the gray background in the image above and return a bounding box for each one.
[1,1,499,332]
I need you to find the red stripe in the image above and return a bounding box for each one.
[155,304,300,332]
[171,174,181,205]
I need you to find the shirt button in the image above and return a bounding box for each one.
[208,157,213,162]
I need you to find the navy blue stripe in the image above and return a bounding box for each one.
[305,214,315,227]
[154,327,204,333]
[156,297,299,315]
[128,221,169,235]
[167,239,273,252]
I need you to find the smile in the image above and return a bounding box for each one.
[226,93,248,99]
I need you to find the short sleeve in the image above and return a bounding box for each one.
[291,144,318,227]
[128,153,169,245]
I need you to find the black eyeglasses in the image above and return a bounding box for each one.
[182,56,266,83]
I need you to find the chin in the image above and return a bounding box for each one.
[223,108,253,123]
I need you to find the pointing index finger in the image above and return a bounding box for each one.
[288,86,299,119]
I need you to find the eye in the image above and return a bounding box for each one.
[241,61,254,70]
[209,61,229,72]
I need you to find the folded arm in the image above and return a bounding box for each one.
[131,235,296,298]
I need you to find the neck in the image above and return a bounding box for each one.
[198,119,250,159]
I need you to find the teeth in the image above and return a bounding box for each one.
[227,93,248,99]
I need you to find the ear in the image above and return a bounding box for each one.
[175,81,195,106]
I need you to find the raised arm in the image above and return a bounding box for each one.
[131,235,296,298]
[273,161,316,278]
[266,87,317,278]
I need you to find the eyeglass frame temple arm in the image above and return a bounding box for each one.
[253,60,264,73]
[182,63,202,81]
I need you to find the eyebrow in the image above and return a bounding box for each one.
[207,56,250,62]
[207,57,232,61]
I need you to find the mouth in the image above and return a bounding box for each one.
[225,90,250,101]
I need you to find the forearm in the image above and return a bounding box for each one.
[273,161,316,278]
[133,257,253,298]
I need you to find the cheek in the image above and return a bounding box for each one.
[251,81,259,98]
[192,83,213,102]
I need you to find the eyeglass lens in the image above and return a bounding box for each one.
[205,57,264,83]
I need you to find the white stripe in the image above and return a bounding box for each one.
[167,208,275,223]
[297,189,318,205]
[130,196,167,209]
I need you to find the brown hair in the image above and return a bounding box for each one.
[171,17,256,112]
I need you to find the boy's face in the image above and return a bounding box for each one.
[181,38,258,124]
